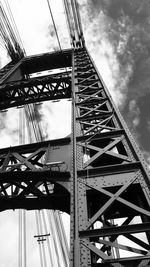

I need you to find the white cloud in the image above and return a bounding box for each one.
[0,108,19,147]
[79,5,133,107]
[128,99,141,127]
[7,0,70,55]
[42,100,71,139]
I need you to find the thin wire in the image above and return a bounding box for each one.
[56,212,69,259]
[35,211,44,267]
[19,107,27,267]
[70,0,80,39]
[38,211,47,267]
[4,0,26,55]
[0,1,25,59]
[46,0,62,51]
[62,0,72,45]
[47,210,61,267]
[54,211,66,265]
[23,210,27,267]
[0,39,7,50]
[25,105,39,142]
[41,210,54,266]
[0,5,17,52]
[18,210,22,267]
[71,0,83,38]
[54,211,69,266]
[24,107,34,143]
[46,0,70,77]
[18,111,22,267]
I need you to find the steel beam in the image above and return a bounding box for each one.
[0,75,71,110]
[0,48,150,266]
[79,222,150,238]
[70,48,150,266]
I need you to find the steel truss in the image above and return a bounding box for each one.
[0,74,71,109]
[71,48,150,266]
[0,47,150,266]
[0,138,70,212]
[0,61,17,81]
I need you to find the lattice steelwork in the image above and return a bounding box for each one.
[0,45,150,266]
[71,48,150,267]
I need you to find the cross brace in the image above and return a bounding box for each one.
[0,48,150,266]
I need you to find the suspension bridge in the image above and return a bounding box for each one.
[0,0,150,267]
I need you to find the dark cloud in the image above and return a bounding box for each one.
[136,93,150,150]
[86,0,150,157]
[90,0,150,23]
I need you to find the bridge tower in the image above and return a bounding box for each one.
[0,1,150,267]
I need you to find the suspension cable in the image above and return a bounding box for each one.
[22,93,69,267]
[24,104,62,266]
[4,0,26,55]
[18,108,27,267]
[0,0,25,60]
[63,0,73,44]
[7,0,73,265]
[63,0,84,47]
[53,211,69,266]
[35,210,44,267]
[47,210,62,267]
[41,210,54,266]
[46,0,62,51]
[18,210,22,267]
[56,212,69,261]
[38,211,47,267]
[26,102,70,266]
[23,210,27,267]
[46,0,70,78]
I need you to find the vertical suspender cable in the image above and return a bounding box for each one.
[26,103,67,267]
[63,0,73,44]
[41,210,54,266]
[63,0,84,47]
[19,108,27,267]
[46,0,70,77]
[4,0,26,55]
[70,0,80,41]
[73,0,83,36]
[53,211,66,265]
[56,212,69,259]
[24,107,34,143]
[18,109,22,267]
[38,211,47,267]
[47,210,62,267]
[53,211,69,266]
[26,105,39,142]
[25,101,70,266]
[18,210,22,267]
[35,211,44,267]
[46,0,62,51]
[23,209,27,267]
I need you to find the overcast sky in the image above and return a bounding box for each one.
[0,0,150,266]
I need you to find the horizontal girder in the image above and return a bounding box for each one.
[21,49,72,75]
[0,137,71,212]
[0,74,71,110]
[0,194,70,213]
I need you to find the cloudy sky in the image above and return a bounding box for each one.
[0,0,150,266]
[80,0,150,165]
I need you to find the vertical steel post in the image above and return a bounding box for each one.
[70,46,150,266]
